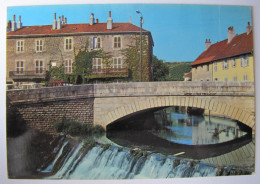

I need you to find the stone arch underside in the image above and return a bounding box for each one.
[100,96,255,134]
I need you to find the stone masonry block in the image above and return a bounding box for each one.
[231,107,239,119]
[189,97,194,107]
[201,98,206,109]
[235,109,243,120]
[227,106,235,117]
[242,112,251,124]
[193,97,198,108]
[196,98,202,108]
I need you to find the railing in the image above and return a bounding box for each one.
[91,68,128,76]
[9,70,46,79]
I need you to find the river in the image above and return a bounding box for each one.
[7,107,253,179]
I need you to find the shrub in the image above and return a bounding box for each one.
[92,125,105,134]
[81,123,92,135]
[65,121,82,136]
[54,119,105,137]
[54,120,64,133]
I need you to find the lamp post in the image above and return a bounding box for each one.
[136,10,143,82]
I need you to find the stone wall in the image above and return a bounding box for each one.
[8,98,93,135]
[192,63,213,81]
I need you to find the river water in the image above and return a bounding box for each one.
[7,107,253,179]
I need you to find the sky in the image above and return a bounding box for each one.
[7,4,252,62]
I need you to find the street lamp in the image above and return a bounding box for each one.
[136,10,143,82]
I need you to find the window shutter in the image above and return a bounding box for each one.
[90,37,94,49]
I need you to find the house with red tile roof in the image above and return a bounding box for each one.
[6,11,154,85]
[191,23,254,82]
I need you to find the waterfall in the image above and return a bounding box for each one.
[40,140,223,179]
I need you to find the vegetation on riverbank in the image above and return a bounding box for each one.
[54,118,105,137]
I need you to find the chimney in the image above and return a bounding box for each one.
[11,15,17,31]
[52,13,57,30]
[57,16,62,29]
[90,13,95,25]
[96,18,99,24]
[17,15,22,29]
[62,15,64,24]
[7,20,11,32]
[65,17,67,24]
[107,11,113,29]
[246,22,252,35]
[205,39,211,50]
[228,26,235,43]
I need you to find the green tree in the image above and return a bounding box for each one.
[47,63,67,82]
[73,48,103,84]
[121,35,150,82]
[167,62,192,81]
[46,38,110,85]
[152,56,169,81]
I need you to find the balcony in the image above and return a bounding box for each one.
[91,68,129,78]
[9,70,46,80]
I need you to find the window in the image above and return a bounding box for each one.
[93,58,102,72]
[35,60,44,74]
[214,78,218,81]
[93,37,101,49]
[241,55,249,67]
[214,63,217,72]
[233,76,237,81]
[50,61,57,67]
[114,36,121,49]
[65,59,73,73]
[16,61,24,73]
[206,64,209,72]
[113,57,123,69]
[35,40,43,52]
[64,38,73,51]
[222,60,229,70]
[243,74,248,81]
[16,40,24,52]
[231,58,236,67]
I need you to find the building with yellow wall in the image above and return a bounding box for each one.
[192,23,254,82]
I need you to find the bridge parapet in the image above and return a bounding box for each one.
[93,81,255,98]
[7,81,255,103]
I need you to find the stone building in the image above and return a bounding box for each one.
[6,11,154,86]
[192,23,254,82]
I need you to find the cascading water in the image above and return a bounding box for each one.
[40,138,236,179]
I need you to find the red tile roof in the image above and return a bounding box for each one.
[7,23,148,36]
[192,31,253,66]
[183,72,192,78]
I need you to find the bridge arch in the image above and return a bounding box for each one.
[102,96,255,133]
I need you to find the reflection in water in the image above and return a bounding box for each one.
[107,107,251,159]
[153,112,247,145]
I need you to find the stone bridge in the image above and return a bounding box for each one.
[7,81,255,135]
